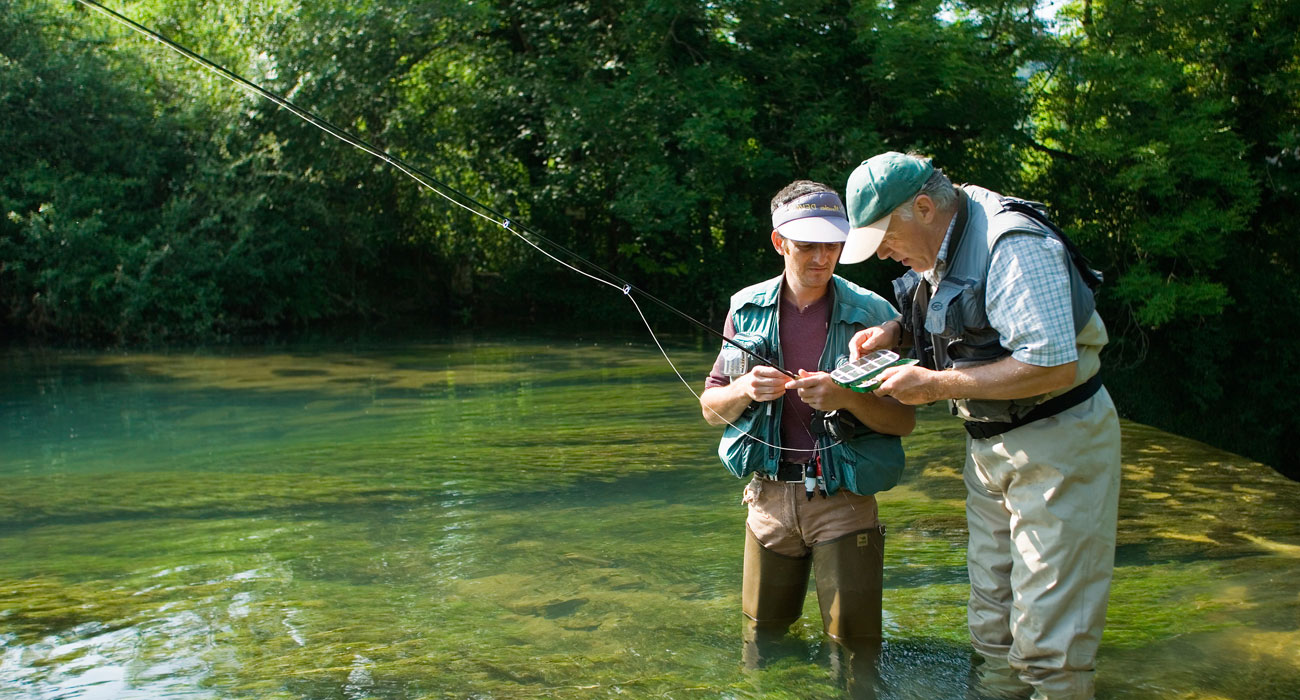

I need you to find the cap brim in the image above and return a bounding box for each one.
[839,214,889,264]
[775,215,850,243]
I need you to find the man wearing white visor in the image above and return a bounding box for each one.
[700,180,914,690]
[839,152,1121,700]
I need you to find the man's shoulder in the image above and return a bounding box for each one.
[728,275,784,309]
[831,276,898,326]
[966,186,1054,245]
[831,275,887,306]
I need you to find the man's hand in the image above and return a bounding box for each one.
[849,320,901,361]
[700,364,796,427]
[785,369,851,412]
[874,364,946,405]
[740,365,791,403]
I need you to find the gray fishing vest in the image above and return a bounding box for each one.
[893,185,1105,423]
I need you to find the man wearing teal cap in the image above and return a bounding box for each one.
[840,152,1121,700]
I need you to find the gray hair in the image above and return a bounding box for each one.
[893,164,957,222]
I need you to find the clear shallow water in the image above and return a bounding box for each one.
[1,336,1298,699]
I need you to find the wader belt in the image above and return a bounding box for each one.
[771,461,808,482]
[963,373,1103,440]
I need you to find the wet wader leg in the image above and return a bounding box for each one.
[813,527,885,700]
[968,391,1121,700]
[742,525,810,669]
[812,527,884,643]
[965,457,1031,700]
[968,652,1033,700]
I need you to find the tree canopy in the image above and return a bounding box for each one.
[3,0,1298,476]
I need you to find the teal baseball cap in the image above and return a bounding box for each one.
[840,152,934,264]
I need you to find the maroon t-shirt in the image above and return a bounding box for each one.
[706,292,830,463]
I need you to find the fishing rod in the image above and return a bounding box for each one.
[68,0,798,380]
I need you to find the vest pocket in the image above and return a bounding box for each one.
[891,273,919,330]
[830,433,905,496]
[923,276,984,339]
[718,406,768,479]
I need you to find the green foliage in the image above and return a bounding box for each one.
[1023,0,1253,330]
[1,0,1036,337]
[2,0,180,338]
[3,0,1298,473]
[1023,0,1300,475]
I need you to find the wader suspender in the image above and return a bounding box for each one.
[910,280,934,370]
[998,199,1103,290]
[962,196,1105,439]
[910,191,971,371]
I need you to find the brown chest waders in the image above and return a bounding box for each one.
[741,524,886,665]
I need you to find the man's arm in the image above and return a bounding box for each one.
[700,365,789,426]
[873,356,1076,406]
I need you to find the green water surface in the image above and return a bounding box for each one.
[1,337,1297,699]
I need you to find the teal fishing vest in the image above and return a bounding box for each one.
[893,186,1104,423]
[716,274,905,496]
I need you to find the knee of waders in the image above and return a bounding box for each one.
[812,527,885,642]
[742,526,811,625]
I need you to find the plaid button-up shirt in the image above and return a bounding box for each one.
[924,203,1078,368]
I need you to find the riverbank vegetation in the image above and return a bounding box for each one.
[3,0,1298,476]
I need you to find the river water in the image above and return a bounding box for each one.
[1,336,1297,699]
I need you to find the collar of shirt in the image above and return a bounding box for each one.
[922,209,961,286]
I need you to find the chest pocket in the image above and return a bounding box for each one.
[719,331,771,378]
[923,276,985,339]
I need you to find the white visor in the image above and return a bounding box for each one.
[776,215,850,243]
[771,191,851,243]
[839,213,890,264]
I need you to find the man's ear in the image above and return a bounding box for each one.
[771,230,787,254]
[912,194,937,224]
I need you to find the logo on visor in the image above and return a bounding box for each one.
[783,202,844,213]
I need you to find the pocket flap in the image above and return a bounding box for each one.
[924,281,963,335]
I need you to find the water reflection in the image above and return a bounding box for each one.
[0,338,1298,698]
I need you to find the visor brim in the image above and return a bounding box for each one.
[775,216,850,243]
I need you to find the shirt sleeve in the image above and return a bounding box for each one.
[985,232,1078,367]
[704,313,736,389]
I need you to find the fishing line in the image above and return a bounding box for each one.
[626,293,844,456]
[71,0,837,453]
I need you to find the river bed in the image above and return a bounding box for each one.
[2,337,1297,699]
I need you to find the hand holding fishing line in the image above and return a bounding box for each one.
[785,370,850,412]
[738,365,791,403]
